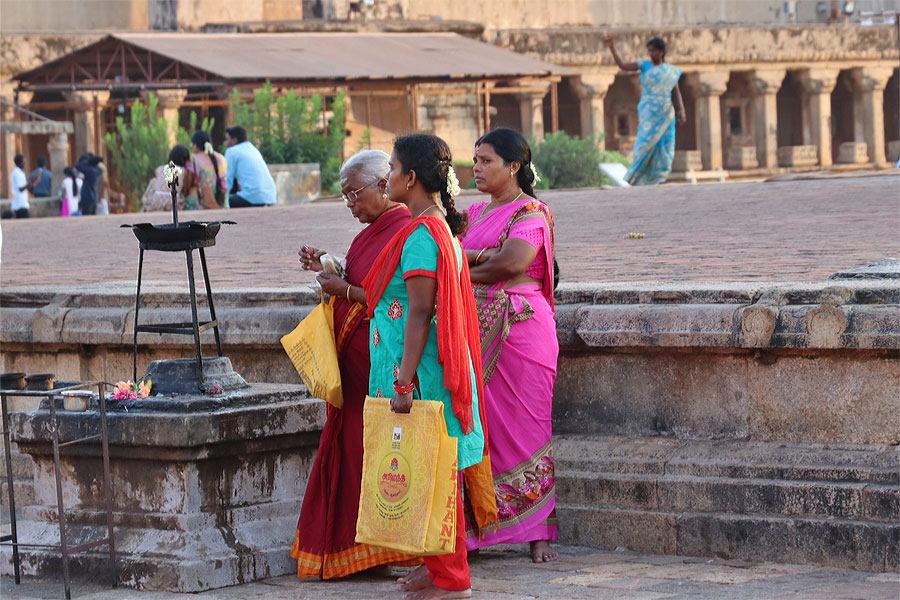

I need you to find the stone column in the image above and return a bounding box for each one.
[801,69,838,167]
[687,71,729,171]
[750,69,786,169]
[518,84,549,141]
[63,91,110,159]
[142,89,187,146]
[572,73,616,148]
[47,131,70,195]
[853,67,894,165]
[0,87,19,198]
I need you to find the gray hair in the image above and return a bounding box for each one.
[340,149,390,184]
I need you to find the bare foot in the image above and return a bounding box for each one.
[404,584,473,600]
[397,564,428,585]
[400,573,432,592]
[530,540,559,563]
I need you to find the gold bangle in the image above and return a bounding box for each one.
[475,248,487,264]
[346,285,352,301]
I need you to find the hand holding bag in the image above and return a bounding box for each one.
[356,397,459,555]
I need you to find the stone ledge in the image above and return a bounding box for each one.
[1,281,897,351]
[10,384,323,449]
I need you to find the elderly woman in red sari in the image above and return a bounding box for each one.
[291,150,418,579]
[460,128,559,563]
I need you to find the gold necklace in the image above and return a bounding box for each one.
[415,203,439,219]
[489,190,524,210]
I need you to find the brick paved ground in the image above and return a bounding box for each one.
[1,174,898,290]
[2,546,898,600]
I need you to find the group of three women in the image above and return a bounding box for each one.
[292,128,558,600]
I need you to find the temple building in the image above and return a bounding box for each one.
[1,0,898,198]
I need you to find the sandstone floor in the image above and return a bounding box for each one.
[2,545,899,600]
[1,174,898,290]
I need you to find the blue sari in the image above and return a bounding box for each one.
[625,60,682,186]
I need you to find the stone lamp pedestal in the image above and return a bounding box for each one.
[1,384,324,592]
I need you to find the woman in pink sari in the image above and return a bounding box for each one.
[461,128,559,563]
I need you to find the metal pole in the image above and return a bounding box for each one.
[185,249,204,389]
[170,175,179,227]
[133,248,144,382]
[1,394,21,584]
[198,248,222,357]
[50,396,72,600]
[98,383,117,588]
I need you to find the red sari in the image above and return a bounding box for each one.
[291,204,419,579]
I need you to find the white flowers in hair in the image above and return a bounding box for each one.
[445,165,461,198]
[204,141,215,155]
[529,162,542,183]
[163,161,182,185]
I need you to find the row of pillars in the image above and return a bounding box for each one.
[571,65,896,169]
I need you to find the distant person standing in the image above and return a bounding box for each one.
[58,167,81,217]
[75,153,103,215]
[224,126,276,208]
[605,36,686,185]
[28,156,53,197]
[10,154,30,218]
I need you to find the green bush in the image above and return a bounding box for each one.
[103,94,171,212]
[530,131,629,189]
[103,93,213,212]
[230,82,347,191]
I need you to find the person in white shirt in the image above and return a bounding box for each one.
[10,154,30,218]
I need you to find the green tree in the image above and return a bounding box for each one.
[230,82,348,191]
[531,131,630,189]
[103,94,171,212]
[104,93,214,212]
[176,111,215,150]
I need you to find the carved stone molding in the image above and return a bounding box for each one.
[801,69,839,95]
[751,69,786,95]
[62,90,110,110]
[686,71,730,97]
[572,72,617,99]
[852,66,895,93]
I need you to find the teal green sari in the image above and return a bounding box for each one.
[625,60,682,186]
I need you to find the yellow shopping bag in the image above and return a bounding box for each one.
[280,294,343,409]
[356,397,459,555]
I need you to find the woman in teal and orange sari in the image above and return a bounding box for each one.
[606,36,687,185]
[364,134,498,600]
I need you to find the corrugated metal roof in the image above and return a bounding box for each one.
[113,32,566,81]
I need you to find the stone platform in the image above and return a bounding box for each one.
[1,176,898,581]
[0,384,324,592]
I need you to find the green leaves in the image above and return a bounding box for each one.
[230,82,348,191]
[531,132,630,189]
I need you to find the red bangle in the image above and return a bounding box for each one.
[393,380,415,395]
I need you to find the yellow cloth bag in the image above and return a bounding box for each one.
[356,397,459,556]
[280,295,343,409]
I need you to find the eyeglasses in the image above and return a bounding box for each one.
[342,178,380,204]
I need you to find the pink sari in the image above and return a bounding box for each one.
[460,197,558,549]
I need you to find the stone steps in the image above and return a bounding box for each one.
[553,435,900,572]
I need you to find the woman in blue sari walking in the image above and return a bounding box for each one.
[605,36,686,185]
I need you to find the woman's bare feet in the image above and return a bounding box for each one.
[403,584,472,600]
[397,564,427,585]
[530,540,559,563]
[400,574,432,592]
